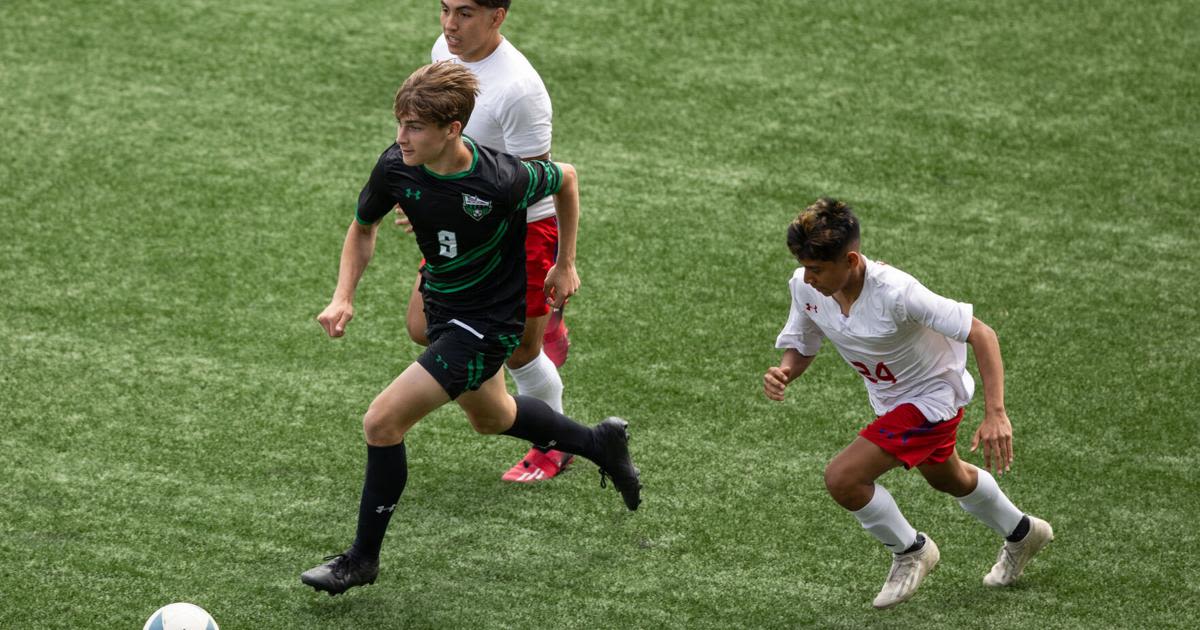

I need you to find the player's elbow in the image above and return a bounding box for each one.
[557,162,577,189]
[967,317,996,345]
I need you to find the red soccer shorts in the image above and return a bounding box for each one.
[860,404,964,469]
[524,216,558,318]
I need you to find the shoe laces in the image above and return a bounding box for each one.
[998,544,1018,571]
[322,553,355,578]
[888,550,921,581]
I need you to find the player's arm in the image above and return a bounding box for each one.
[966,317,1013,474]
[317,220,380,338]
[544,161,579,308]
[763,349,816,401]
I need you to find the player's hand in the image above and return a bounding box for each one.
[317,300,354,338]
[544,263,579,309]
[763,366,792,401]
[392,204,414,234]
[971,409,1013,476]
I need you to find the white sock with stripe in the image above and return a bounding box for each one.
[852,484,918,554]
[957,467,1024,537]
[508,351,563,413]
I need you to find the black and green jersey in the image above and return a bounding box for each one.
[356,136,563,318]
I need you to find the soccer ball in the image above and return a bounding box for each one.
[142,602,219,630]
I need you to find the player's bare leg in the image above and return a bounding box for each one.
[825,438,939,609]
[301,363,449,596]
[919,450,1053,586]
[405,273,429,346]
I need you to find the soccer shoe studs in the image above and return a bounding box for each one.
[873,534,940,609]
[300,552,379,596]
[594,417,642,511]
[501,447,575,482]
[984,516,1054,587]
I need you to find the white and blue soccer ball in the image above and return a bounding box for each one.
[143,602,219,630]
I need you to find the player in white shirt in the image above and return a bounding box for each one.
[764,198,1053,609]
[395,0,574,483]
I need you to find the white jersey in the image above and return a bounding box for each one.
[775,257,975,422]
[432,35,556,222]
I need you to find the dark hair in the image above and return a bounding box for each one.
[787,197,861,261]
[471,0,511,9]
[394,61,479,128]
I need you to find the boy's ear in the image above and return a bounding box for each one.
[446,120,463,138]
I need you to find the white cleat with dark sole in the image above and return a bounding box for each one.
[984,516,1054,587]
[872,534,940,609]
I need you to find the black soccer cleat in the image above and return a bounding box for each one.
[593,417,642,511]
[300,551,379,596]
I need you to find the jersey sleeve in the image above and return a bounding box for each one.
[355,158,396,226]
[775,276,824,355]
[512,159,563,211]
[900,281,974,342]
[496,88,553,158]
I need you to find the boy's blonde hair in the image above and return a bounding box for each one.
[393,61,479,128]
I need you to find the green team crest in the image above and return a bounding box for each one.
[462,193,493,221]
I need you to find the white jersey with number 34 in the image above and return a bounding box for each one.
[776,257,975,422]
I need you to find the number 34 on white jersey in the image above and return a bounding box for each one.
[776,257,976,423]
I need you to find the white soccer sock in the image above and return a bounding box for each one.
[508,351,563,413]
[852,484,918,554]
[957,467,1024,537]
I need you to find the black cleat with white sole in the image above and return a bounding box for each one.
[593,417,642,511]
[301,552,379,596]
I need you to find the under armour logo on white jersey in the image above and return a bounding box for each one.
[375,504,397,514]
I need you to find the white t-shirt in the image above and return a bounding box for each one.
[775,257,976,422]
[432,35,556,222]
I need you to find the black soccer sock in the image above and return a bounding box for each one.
[1006,515,1031,542]
[349,442,408,561]
[503,396,600,462]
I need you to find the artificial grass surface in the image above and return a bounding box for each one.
[2,0,1197,627]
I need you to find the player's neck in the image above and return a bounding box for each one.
[424,138,474,176]
[833,259,867,313]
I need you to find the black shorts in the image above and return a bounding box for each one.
[416,314,523,399]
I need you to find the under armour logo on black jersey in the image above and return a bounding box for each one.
[405,188,421,200]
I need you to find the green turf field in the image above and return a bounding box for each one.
[2,0,1198,627]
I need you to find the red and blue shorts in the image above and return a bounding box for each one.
[860,404,963,469]
[523,216,558,319]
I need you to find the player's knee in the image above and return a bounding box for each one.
[823,461,852,500]
[465,411,507,435]
[362,405,407,446]
[506,338,542,369]
[923,463,976,496]
[824,460,869,508]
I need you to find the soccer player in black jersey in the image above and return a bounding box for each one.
[300,62,641,596]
